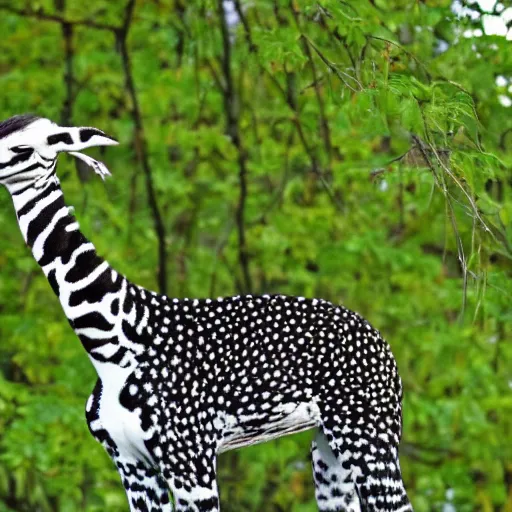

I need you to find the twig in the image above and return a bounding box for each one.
[303,36,362,92]
[174,0,187,67]
[332,27,357,72]
[209,217,236,298]
[206,59,225,92]
[250,130,295,225]
[368,35,432,82]
[299,36,332,165]
[499,128,512,151]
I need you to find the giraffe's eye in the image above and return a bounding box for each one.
[10,146,33,155]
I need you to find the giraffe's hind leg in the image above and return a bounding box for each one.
[311,429,361,512]
[319,406,412,512]
[116,457,172,512]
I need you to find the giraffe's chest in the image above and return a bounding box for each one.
[86,365,155,463]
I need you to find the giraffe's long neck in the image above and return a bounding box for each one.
[11,175,149,375]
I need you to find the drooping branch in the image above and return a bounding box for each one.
[116,0,168,295]
[216,0,252,294]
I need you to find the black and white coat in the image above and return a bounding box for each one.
[0,115,413,512]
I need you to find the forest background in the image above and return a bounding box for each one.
[0,0,511,510]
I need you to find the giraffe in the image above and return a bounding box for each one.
[0,115,413,512]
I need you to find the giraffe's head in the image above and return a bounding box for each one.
[0,114,118,192]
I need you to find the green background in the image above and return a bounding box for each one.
[0,0,511,510]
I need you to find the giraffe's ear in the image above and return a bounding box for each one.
[46,126,118,153]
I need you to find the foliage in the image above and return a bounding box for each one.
[0,0,511,510]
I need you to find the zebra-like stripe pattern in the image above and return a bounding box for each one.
[13,177,137,366]
[1,115,413,512]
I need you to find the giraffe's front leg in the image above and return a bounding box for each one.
[169,477,219,512]
[170,481,219,512]
[115,456,173,512]
[86,381,172,511]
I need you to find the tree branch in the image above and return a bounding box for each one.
[56,0,75,127]
[0,3,118,32]
[116,0,168,295]
[233,0,256,52]
[216,0,252,294]
[60,21,74,124]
